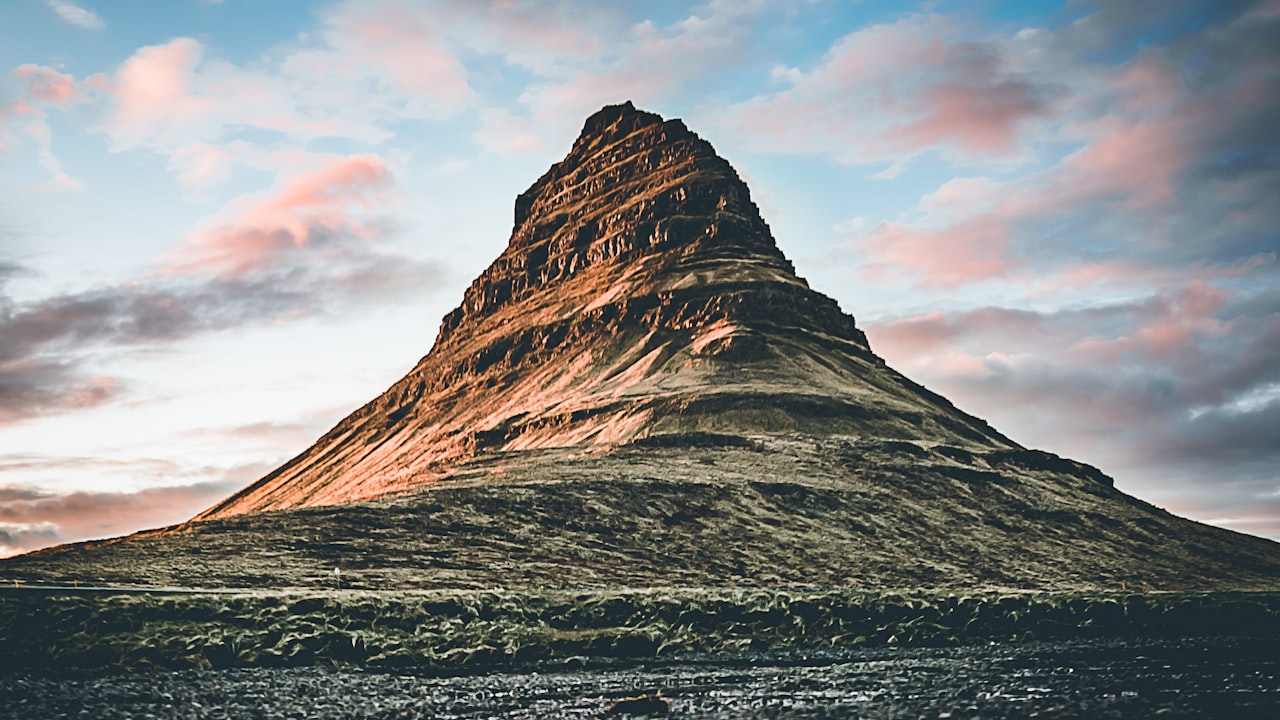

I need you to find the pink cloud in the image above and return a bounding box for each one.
[855,214,1020,288]
[0,478,243,556]
[868,282,1237,384]
[310,1,475,115]
[887,78,1050,155]
[865,283,1244,404]
[1064,282,1229,365]
[1060,116,1189,207]
[867,307,1042,358]
[95,38,218,151]
[164,154,394,276]
[718,15,1057,164]
[849,66,1235,290]
[865,277,1272,421]
[11,65,83,107]
[90,8,478,163]
[1111,53,1182,116]
[862,285,1280,522]
[0,65,90,185]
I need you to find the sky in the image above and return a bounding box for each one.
[0,0,1277,556]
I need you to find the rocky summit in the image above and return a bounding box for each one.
[5,102,1279,591]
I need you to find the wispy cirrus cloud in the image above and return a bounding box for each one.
[45,0,104,30]
[1,65,89,186]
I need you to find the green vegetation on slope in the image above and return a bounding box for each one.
[3,588,1277,672]
[6,443,1280,592]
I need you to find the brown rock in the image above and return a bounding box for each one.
[605,692,669,717]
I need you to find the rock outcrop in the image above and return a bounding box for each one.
[199,101,1020,519]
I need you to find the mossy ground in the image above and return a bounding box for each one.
[7,450,1280,593]
[3,587,1277,673]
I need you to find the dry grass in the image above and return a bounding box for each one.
[4,586,1277,672]
[4,438,1278,592]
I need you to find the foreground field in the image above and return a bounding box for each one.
[5,636,1277,719]
[2,587,1277,672]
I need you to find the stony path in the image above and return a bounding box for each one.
[3,636,1276,719]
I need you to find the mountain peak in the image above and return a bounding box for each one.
[574,100,665,148]
[464,102,798,345]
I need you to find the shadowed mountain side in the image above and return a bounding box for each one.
[4,438,1279,591]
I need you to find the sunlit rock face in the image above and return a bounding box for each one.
[198,102,1028,519]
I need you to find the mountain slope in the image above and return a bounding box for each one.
[6,437,1280,591]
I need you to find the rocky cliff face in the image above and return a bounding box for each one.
[199,102,1020,520]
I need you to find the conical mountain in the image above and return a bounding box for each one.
[6,103,1278,592]
[200,101,1016,519]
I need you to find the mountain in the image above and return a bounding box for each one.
[4,102,1278,591]
[199,101,1016,519]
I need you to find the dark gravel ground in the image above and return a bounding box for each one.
[3,636,1276,719]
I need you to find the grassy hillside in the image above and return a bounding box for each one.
[4,440,1279,592]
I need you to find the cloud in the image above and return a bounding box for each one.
[467,0,772,154]
[0,522,59,557]
[19,0,775,186]
[0,204,441,426]
[815,2,1280,293]
[0,361,119,424]
[0,477,248,556]
[1,65,89,186]
[164,154,396,276]
[716,13,1060,168]
[94,38,217,152]
[46,0,104,30]
[864,283,1280,538]
[11,65,83,107]
[89,11,475,164]
[854,215,1020,289]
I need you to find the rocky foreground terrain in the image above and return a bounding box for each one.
[4,636,1278,719]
